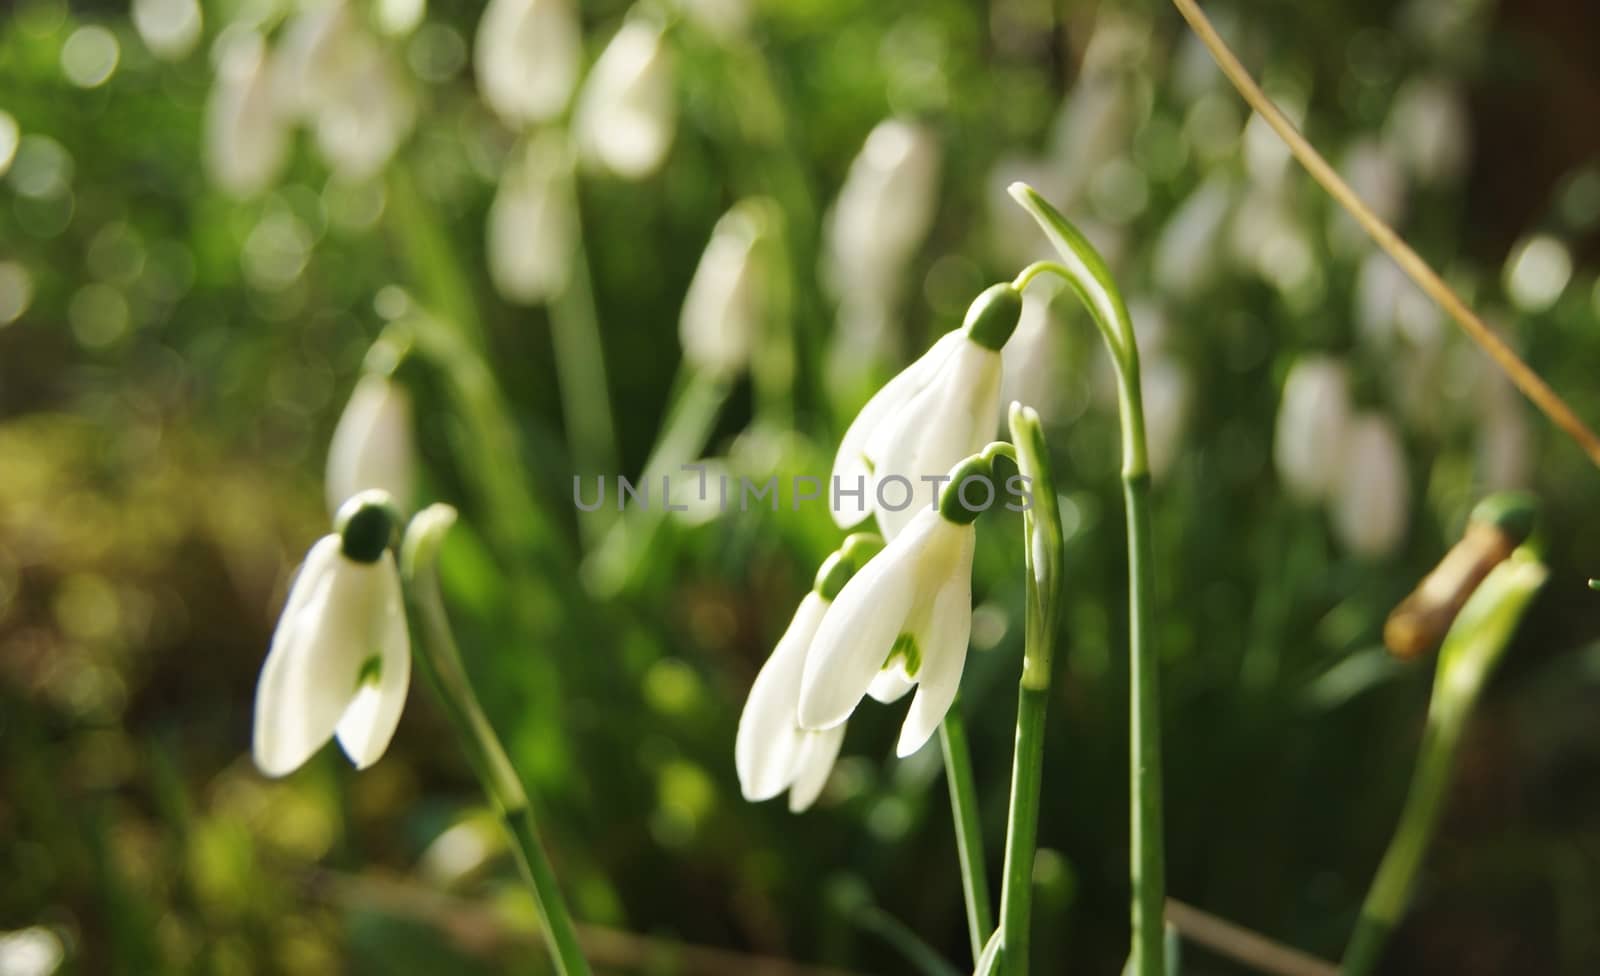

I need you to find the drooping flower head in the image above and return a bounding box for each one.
[801,453,1006,758]
[487,134,576,305]
[253,492,412,777]
[831,284,1022,539]
[575,16,675,179]
[475,0,582,127]
[680,200,769,378]
[735,533,881,812]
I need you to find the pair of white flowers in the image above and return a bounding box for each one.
[736,285,1024,810]
[255,367,418,777]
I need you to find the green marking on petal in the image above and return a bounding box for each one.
[884,633,921,677]
[355,654,383,690]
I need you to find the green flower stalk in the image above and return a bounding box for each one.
[1009,182,1165,976]
[1343,537,1548,976]
[401,505,592,976]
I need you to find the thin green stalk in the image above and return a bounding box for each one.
[401,506,592,976]
[548,158,621,538]
[386,164,486,351]
[996,405,1065,975]
[1009,184,1165,976]
[1343,547,1548,976]
[939,703,993,962]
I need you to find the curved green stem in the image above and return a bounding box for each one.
[1009,183,1164,975]
[401,506,592,976]
[939,704,993,962]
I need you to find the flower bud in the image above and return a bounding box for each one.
[1274,355,1352,503]
[1331,413,1409,558]
[475,0,581,126]
[963,283,1024,352]
[203,31,289,197]
[327,374,417,516]
[575,18,675,179]
[680,203,765,375]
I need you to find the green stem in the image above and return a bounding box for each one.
[1008,183,1165,976]
[386,164,486,352]
[401,507,592,976]
[939,704,993,962]
[548,159,621,542]
[997,685,1048,975]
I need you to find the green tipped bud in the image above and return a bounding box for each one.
[813,531,884,599]
[938,455,996,525]
[1468,490,1538,545]
[336,489,402,563]
[963,283,1024,351]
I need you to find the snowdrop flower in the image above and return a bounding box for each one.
[133,0,202,61]
[1330,139,1407,254]
[575,17,675,179]
[487,135,575,304]
[1274,355,1352,503]
[831,285,1019,539]
[680,202,766,377]
[1384,77,1468,187]
[800,463,991,758]
[823,119,940,302]
[475,0,581,127]
[1153,176,1233,298]
[327,373,417,516]
[1332,413,1410,558]
[254,493,411,777]
[204,30,289,197]
[1142,354,1189,480]
[736,536,878,812]
[999,277,1067,420]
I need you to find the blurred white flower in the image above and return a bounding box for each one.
[575,18,675,179]
[735,592,846,812]
[1504,234,1572,314]
[1354,250,1442,351]
[277,4,415,180]
[487,136,574,304]
[1477,372,1531,491]
[1154,176,1233,297]
[1385,77,1468,186]
[253,526,411,777]
[832,328,1004,539]
[475,0,581,127]
[999,278,1067,419]
[133,0,202,61]
[822,119,940,302]
[1142,354,1189,480]
[327,374,417,516]
[680,203,765,377]
[204,30,290,197]
[1274,355,1352,503]
[0,926,63,976]
[670,0,748,39]
[799,506,975,758]
[1331,413,1409,558]
[1242,86,1305,188]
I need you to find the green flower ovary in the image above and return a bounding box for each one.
[883,632,921,677]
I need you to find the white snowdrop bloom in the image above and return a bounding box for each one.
[327,374,417,516]
[1242,87,1305,188]
[799,505,976,758]
[735,592,846,812]
[133,0,202,61]
[830,285,1019,539]
[1504,234,1572,314]
[999,278,1067,420]
[680,203,764,376]
[1142,354,1189,480]
[204,30,289,197]
[253,498,411,777]
[1153,176,1232,297]
[1274,355,1352,503]
[487,136,574,304]
[575,18,675,179]
[1384,77,1468,187]
[475,0,581,127]
[1355,250,1442,351]
[822,119,940,300]
[1331,413,1410,559]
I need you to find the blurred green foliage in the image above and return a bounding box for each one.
[3,0,1600,974]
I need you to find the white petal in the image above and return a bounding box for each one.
[335,552,411,769]
[487,137,574,304]
[680,206,760,376]
[896,529,974,757]
[798,517,941,730]
[575,20,674,179]
[866,667,914,703]
[253,538,363,776]
[475,0,581,126]
[1274,356,1351,502]
[735,593,827,801]
[326,375,417,516]
[786,724,845,813]
[1332,413,1409,558]
[203,32,288,197]
[829,329,964,528]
